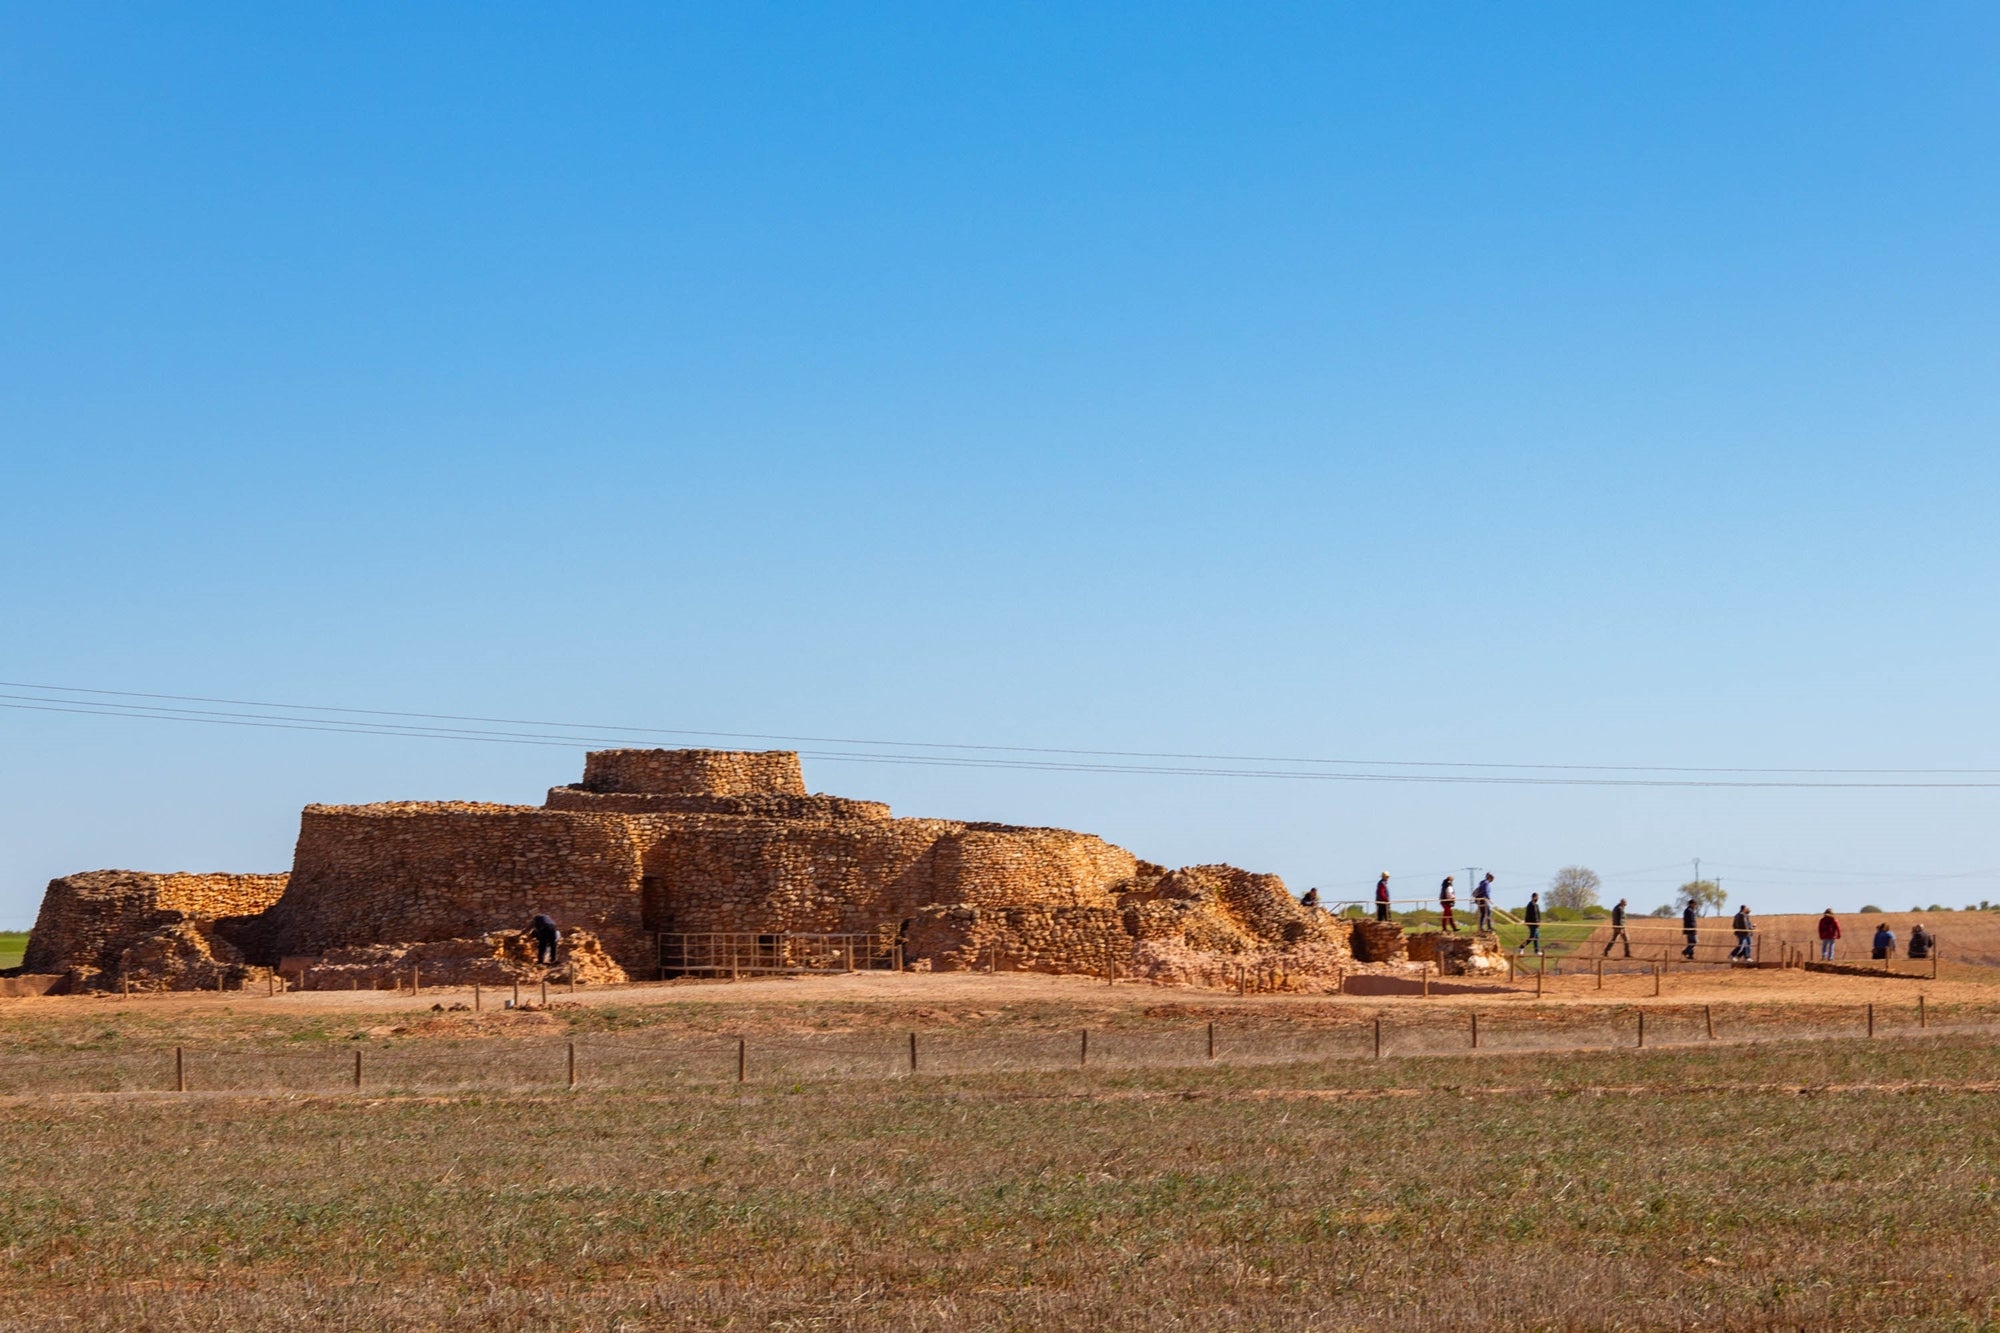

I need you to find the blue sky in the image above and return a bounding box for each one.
[3,3,1998,922]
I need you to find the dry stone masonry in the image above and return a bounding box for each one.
[20,749,1486,991]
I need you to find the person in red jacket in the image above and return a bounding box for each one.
[1375,873,1392,923]
[1817,909,1841,962]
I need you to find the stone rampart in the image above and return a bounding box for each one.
[545,787,891,822]
[639,816,962,935]
[927,828,1139,909]
[256,804,651,971]
[23,871,290,982]
[579,749,806,797]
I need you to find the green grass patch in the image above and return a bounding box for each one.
[0,932,28,970]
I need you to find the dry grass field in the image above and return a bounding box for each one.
[3,969,1998,1330]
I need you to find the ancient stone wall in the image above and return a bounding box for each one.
[23,871,289,982]
[908,903,1128,974]
[546,788,891,822]
[927,828,1139,909]
[256,804,651,971]
[640,816,963,935]
[579,749,806,797]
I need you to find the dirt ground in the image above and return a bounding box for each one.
[6,951,1991,1034]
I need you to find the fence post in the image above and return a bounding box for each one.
[474,983,481,1012]
[541,980,549,1007]
[1637,1011,1645,1049]
[1867,1004,1875,1038]
[737,1037,746,1083]
[1373,1017,1382,1059]
[353,1049,362,1089]
[1653,963,1661,997]
[1705,1004,1714,1040]
[413,966,420,995]
[268,975,275,997]
[1933,946,1940,981]
[567,1041,577,1089]
[175,1046,185,1093]
[1596,957,1603,990]
[908,1031,917,1073]
[1470,1012,1479,1049]
[1919,994,1927,1029]
[1508,954,1516,983]
[1422,961,1431,998]
[1206,1022,1215,1060]
[512,979,520,1009]
[1080,1029,1089,1066]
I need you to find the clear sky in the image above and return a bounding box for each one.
[4,3,1998,924]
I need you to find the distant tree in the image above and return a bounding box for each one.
[1678,879,1727,916]
[1647,904,1677,918]
[1860,903,1883,914]
[1546,866,1602,912]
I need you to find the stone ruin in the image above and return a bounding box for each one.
[20,749,1501,992]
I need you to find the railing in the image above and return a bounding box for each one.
[658,931,902,978]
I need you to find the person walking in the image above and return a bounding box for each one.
[1871,922,1897,961]
[1438,876,1458,933]
[1817,909,1841,962]
[1473,873,1495,933]
[1729,905,1754,962]
[1681,898,1700,961]
[528,912,560,966]
[1602,898,1632,957]
[1522,892,1543,955]
[1375,873,1392,923]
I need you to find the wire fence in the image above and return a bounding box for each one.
[3,999,1993,1097]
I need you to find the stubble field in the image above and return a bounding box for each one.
[1,969,1997,1330]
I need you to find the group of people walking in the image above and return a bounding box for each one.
[1307,879,1938,967]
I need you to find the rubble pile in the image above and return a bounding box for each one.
[295,929,630,989]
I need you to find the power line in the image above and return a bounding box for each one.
[8,691,2000,788]
[5,678,1999,777]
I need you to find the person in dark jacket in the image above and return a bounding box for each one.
[1681,899,1700,960]
[1375,873,1392,923]
[1522,892,1543,954]
[1300,887,1321,912]
[1602,898,1631,957]
[528,913,560,966]
[1729,905,1754,961]
[1817,909,1841,962]
[1439,876,1458,933]
[1473,873,1494,932]
[1909,921,1933,960]
[1871,923,1896,961]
